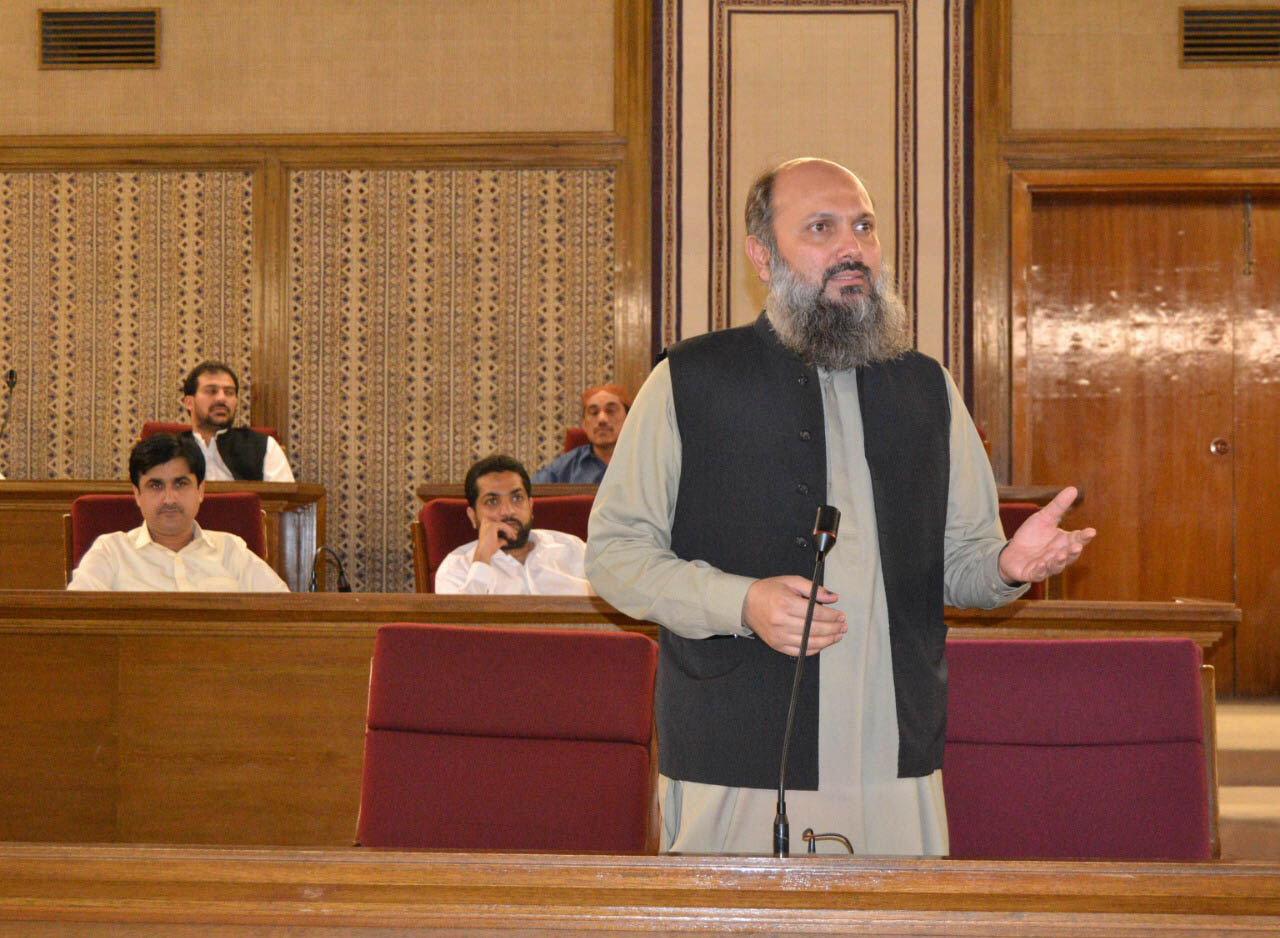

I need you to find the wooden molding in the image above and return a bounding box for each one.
[0,843,1276,935]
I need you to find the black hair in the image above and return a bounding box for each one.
[182,361,240,397]
[463,454,531,509]
[129,432,206,487]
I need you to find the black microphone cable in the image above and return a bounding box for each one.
[309,545,352,592]
[0,369,16,454]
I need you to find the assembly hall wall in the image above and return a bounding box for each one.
[0,0,650,591]
[970,0,1280,692]
[6,0,1271,596]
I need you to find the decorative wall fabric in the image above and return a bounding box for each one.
[0,171,255,479]
[288,169,616,593]
[659,0,968,381]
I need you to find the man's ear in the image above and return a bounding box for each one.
[466,506,478,530]
[194,480,205,508]
[745,235,773,283]
[182,394,195,419]
[131,484,142,509]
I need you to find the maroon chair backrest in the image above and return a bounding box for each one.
[140,421,280,442]
[998,501,1044,598]
[357,623,658,852]
[69,492,266,570]
[944,638,1210,860]
[418,493,594,591]
[562,426,588,452]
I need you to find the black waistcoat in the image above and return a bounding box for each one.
[182,427,269,482]
[664,313,950,788]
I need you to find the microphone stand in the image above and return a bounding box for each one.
[774,506,840,858]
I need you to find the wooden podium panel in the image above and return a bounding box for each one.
[0,592,1238,848]
[0,843,1276,936]
[0,481,325,591]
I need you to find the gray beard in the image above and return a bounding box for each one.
[764,257,911,371]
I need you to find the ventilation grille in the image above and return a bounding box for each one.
[1182,7,1280,65]
[39,8,159,69]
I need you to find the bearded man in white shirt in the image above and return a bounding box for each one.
[180,361,295,483]
[67,433,289,592]
[434,454,592,595]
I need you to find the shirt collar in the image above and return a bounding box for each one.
[130,520,211,552]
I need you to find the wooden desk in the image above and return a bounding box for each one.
[418,481,1076,504]
[0,843,1276,936]
[417,481,597,501]
[0,592,1238,848]
[0,481,325,591]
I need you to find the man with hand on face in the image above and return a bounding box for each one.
[587,157,1094,856]
[434,454,593,595]
[67,433,289,592]
[532,384,630,484]
[181,361,295,483]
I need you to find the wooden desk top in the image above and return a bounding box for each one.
[0,478,324,505]
[0,591,1238,644]
[417,481,1078,505]
[0,842,1276,935]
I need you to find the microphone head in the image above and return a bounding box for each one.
[813,505,840,556]
[4,370,14,391]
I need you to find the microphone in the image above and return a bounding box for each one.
[813,505,840,558]
[773,504,841,857]
[309,546,352,592]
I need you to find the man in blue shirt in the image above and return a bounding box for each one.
[532,384,630,484]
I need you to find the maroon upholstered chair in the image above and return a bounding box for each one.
[64,492,267,580]
[944,637,1215,860]
[998,501,1045,599]
[562,426,589,452]
[410,493,594,592]
[356,623,659,852]
[140,421,280,442]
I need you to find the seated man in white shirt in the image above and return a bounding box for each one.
[180,361,295,482]
[67,433,289,592]
[434,454,593,595]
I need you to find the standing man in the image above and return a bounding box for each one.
[532,384,630,484]
[68,433,288,592]
[435,454,593,595]
[182,361,295,482]
[586,158,1093,855]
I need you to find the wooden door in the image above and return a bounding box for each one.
[1014,183,1280,693]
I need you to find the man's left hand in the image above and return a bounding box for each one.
[998,486,1096,585]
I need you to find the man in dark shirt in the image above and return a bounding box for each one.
[532,383,630,484]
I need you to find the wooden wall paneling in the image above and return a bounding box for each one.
[253,156,290,443]
[613,0,654,393]
[1235,195,1280,693]
[970,0,1014,480]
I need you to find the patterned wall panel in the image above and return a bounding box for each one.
[0,171,254,480]
[289,169,617,593]
[660,0,968,381]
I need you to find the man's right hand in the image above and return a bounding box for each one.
[473,519,518,565]
[742,576,846,656]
